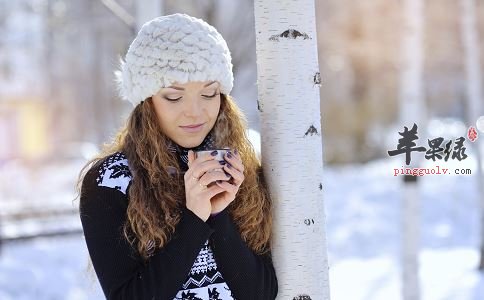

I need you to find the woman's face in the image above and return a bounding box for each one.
[151,80,221,148]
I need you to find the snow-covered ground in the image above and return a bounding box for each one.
[0,235,104,300]
[325,156,484,300]
[0,152,483,299]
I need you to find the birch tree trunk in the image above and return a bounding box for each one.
[459,0,484,271]
[80,0,99,144]
[399,0,425,299]
[136,0,163,30]
[254,1,330,299]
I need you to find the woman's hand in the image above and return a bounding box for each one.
[184,150,231,222]
[211,150,245,215]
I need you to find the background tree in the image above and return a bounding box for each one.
[459,0,484,271]
[399,0,426,299]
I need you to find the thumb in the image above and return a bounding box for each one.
[188,150,194,164]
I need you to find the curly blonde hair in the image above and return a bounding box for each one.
[75,94,273,260]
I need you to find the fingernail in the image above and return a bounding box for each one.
[216,180,223,184]
[211,150,218,156]
[226,163,232,168]
[227,152,233,159]
[219,160,226,165]
[226,173,231,178]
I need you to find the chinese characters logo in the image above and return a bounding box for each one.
[387,123,468,165]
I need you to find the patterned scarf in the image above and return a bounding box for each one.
[167,130,216,173]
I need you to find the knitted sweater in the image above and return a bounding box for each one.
[78,135,278,300]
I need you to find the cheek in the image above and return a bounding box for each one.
[152,101,178,130]
[210,99,221,117]
[155,102,178,120]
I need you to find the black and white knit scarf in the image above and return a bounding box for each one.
[167,130,217,173]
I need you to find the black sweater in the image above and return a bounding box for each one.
[79,152,278,300]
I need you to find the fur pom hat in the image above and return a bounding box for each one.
[115,13,234,107]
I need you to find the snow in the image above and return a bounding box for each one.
[325,152,484,300]
[0,153,483,299]
[0,235,104,300]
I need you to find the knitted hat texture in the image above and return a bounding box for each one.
[115,13,234,106]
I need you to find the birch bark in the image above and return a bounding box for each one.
[254,1,330,299]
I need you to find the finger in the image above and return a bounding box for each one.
[187,167,224,191]
[215,180,237,194]
[190,150,218,167]
[223,164,244,186]
[188,151,220,178]
[224,151,244,172]
[188,150,194,166]
[225,150,240,161]
[199,168,231,186]
[194,159,225,179]
[233,149,241,160]
[203,184,226,198]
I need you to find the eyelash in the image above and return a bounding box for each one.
[164,92,219,102]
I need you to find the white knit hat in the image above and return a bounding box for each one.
[115,13,234,107]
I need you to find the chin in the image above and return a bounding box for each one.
[178,136,205,148]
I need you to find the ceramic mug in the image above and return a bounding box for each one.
[195,148,231,187]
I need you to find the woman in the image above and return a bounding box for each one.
[76,13,278,300]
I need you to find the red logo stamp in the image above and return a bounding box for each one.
[468,126,478,142]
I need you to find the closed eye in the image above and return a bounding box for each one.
[163,92,219,102]
[164,96,182,102]
[202,92,219,98]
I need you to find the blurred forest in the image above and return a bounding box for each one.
[1,1,484,299]
[317,0,484,163]
[1,0,483,165]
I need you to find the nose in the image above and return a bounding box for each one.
[184,97,203,117]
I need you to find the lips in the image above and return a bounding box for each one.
[179,123,205,133]
[180,123,204,128]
